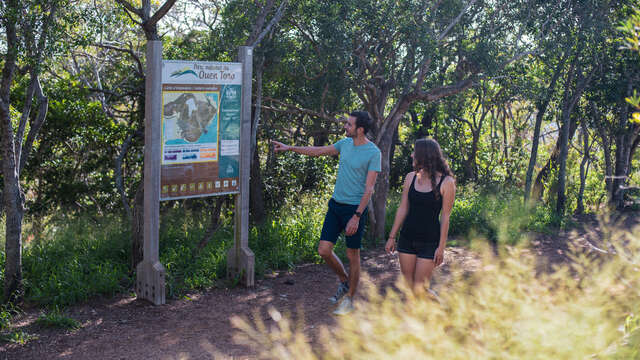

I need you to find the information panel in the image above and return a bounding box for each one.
[160,60,242,200]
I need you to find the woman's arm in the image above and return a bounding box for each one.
[434,177,456,266]
[385,172,414,253]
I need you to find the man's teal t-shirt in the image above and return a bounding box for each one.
[332,138,381,205]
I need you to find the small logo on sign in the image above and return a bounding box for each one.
[225,87,237,100]
[170,67,198,78]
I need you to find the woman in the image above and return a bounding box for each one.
[385,138,456,293]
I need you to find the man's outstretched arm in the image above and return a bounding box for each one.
[272,140,339,157]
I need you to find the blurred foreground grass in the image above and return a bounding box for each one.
[233,217,640,359]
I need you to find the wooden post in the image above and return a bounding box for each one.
[227,46,255,286]
[136,40,166,305]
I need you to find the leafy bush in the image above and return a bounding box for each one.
[22,216,130,306]
[0,184,565,309]
[35,308,80,330]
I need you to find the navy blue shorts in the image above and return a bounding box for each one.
[320,198,368,249]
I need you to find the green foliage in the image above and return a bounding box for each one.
[620,312,640,358]
[0,330,37,345]
[250,194,328,274]
[159,207,231,297]
[448,185,561,245]
[35,308,80,330]
[620,7,640,124]
[24,76,131,217]
[21,216,130,307]
[161,192,331,297]
[0,304,21,332]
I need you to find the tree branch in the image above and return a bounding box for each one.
[19,75,48,175]
[437,0,478,42]
[250,0,288,48]
[113,0,142,17]
[148,0,178,28]
[417,78,474,102]
[261,96,345,124]
[93,42,144,76]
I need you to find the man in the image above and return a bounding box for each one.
[273,111,381,315]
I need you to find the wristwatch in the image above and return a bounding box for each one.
[354,211,362,218]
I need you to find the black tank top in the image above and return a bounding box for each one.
[400,173,446,242]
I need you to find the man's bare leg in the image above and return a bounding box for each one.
[346,248,360,297]
[318,240,348,282]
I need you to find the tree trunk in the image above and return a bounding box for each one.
[592,103,613,197]
[612,133,632,209]
[501,109,508,163]
[610,80,637,209]
[532,119,578,201]
[576,121,589,214]
[556,112,572,216]
[389,125,400,188]
[2,165,24,302]
[629,132,640,168]
[115,131,137,220]
[556,64,592,216]
[371,126,395,243]
[249,148,265,223]
[131,182,144,271]
[462,130,480,182]
[194,197,225,254]
[525,57,567,202]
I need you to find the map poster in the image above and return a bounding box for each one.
[160,60,242,201]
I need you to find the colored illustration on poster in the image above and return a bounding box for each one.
[162,91,220,164]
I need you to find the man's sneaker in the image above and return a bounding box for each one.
[329,281,349,304]
[333,296,354,315]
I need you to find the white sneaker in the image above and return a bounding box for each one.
[329,281,349,304]
[333,296,354,315]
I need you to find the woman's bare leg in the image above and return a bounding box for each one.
[413,258,436,295]
[398,252,417,290]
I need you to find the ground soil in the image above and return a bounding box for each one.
[1,212,638,360]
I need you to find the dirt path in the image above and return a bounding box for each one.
[1,212,638,360]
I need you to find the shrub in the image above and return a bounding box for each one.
[35,308,80,330]
[21,216,130,306]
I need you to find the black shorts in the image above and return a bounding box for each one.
[320,198,368,249]
[397,234,438,259]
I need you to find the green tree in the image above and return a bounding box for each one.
[267,0,544,240]
[0,0,78,301]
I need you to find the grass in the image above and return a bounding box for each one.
[0,186,564,310]
[35,308,80,330]
[232,218,640,359]
[21,216,131,307]
[0,330,37,345]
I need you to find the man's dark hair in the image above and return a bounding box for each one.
[350,111,373,134]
